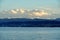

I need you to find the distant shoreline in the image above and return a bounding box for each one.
[0,18,60,27]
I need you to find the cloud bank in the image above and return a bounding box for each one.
[0,8,60,19]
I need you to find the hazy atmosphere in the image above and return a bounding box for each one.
[0,1,60,40]
[0,0,60,19]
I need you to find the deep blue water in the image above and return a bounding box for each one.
[0,27,60,40]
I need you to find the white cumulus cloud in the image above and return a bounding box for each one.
[11,10,17,14]
[1,8,59,19]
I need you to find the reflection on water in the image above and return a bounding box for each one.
[0,27,60,40]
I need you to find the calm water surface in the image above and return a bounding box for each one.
[0,27,60,40]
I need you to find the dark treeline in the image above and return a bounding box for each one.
[0,18,60,27]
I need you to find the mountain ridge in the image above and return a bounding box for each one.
[0,18,60,27]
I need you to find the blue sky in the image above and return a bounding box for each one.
[1,0,59,10]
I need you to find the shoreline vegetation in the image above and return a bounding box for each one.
[0,18,60,27]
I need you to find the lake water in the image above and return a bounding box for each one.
[0,27,60,40]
